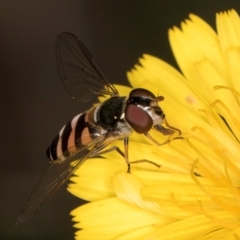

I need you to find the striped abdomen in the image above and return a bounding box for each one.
[46,112,98,162]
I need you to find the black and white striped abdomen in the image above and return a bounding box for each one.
[46,112,97,162]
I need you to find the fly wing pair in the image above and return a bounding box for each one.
[16,32,119,224]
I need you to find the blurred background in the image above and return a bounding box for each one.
[1,0,240,239]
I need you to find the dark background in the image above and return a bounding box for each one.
[1,1,240,239]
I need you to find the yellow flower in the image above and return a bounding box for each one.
[68,9,240,239]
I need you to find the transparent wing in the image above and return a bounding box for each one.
[16,135,115,224]
[56,32,119,102]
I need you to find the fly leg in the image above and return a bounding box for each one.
[144,130,175,146]
[154,118,181,137]
[123,137,160,173]
[91,137,160,173]
[124,137,130,172]
[92,145,125,158]
[150,118,183,146]
[163,118,181,136]
[90,144,131,171]
[144,130,183,147]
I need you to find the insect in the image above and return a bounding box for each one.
[16,32,181,224]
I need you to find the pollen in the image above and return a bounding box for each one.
[186,95,198,104]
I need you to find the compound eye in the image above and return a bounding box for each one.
[125,104,153,133]
[130,88,155,98]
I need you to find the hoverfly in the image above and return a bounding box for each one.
[16,32,181,224]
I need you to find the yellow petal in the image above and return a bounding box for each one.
[127,54,206,112]
[68,159,123,201]
[144,212,234,240]
[71,197,168,240]
[112,172,163,214]
[217,9,240,93]
[169,14,226,83]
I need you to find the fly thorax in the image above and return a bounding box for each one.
[116,114,133,137]
[95,96,128,131]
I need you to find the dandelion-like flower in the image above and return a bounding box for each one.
[68,9,240,239]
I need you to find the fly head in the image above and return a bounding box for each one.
[125,88,165,134]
